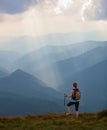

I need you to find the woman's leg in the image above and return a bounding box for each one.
[67,106,71,113]
[75,102,79,118]
[67,102,74,114]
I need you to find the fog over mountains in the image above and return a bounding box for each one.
[0,35,107,115]
[9,41,107,88]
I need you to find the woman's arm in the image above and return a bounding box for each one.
[64,90,74,98]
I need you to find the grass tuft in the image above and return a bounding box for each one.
[97,109,107,119]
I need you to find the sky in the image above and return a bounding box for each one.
[0,0,107,43]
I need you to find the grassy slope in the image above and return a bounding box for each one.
[0,110,107,130]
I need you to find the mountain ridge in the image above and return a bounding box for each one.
[0,69,63,116]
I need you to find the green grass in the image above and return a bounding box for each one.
[0,110,107,130]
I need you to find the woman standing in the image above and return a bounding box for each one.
[64,82,80,118]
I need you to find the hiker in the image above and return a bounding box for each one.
[64,82,80,118]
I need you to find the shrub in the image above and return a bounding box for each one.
[97,109,107,119]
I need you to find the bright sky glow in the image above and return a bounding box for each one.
[54,0,74,14]
[0,0,107,37]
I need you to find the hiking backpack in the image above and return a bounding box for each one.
[72,89,81,100]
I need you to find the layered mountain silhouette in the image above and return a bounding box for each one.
[0,69,63,116]
[0,40,107,114]
[55,46,107,80]
[28,45,107,88]
[9,41,107,87]
[12,41,107,73]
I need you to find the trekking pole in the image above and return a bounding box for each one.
[64,93,66,113]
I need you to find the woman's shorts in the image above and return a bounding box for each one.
[67,101,79,111]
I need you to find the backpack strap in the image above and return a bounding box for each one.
[73,88,79,93]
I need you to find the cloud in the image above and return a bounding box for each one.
[0,0,76,16]
[0,0,107,38]
[38,0,83,16]
[82,0,107,20]
[1,0,107,21]
[0,0,38,14]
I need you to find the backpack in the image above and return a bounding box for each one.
[72,89,81,100]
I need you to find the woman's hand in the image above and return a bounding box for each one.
[64,93,68,97]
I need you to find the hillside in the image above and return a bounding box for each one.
[0,69,63,116]
[0,109,107,130]
[0,70,8,78]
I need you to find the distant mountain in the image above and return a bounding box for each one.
[32,46,107,87]
[59,60,107,112]
[55,46,107,80]
[0,70,8,78]
[0,69,62,99]
[12,41,107,73]
[0,50,21,70]
[11,41,107,87]
[1,32,107,54]
[0,69,63,116]
[0,92,62,116]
